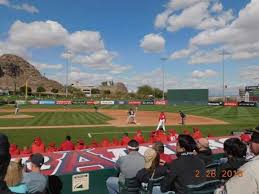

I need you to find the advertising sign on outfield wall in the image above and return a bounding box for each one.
[56,100,72,105]
[224,102,238,107]
[155,100,167,105]
[100,101,115,105]
[86,100,100,105]
[208,102,223,106]
[39,100,55,105]
[238,102,257,107]
[128,100,142,105]
[30,100,39,105]
[142,100,154,105]
[115,100,127,105]
[72,100,86,105]
[16,100,26,105]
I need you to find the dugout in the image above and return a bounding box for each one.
[167,89,208,105]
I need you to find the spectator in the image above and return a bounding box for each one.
[22,153,47,193]
[31,137,45,153]
[112,138,120,146]
[136,148,167,191]
[60,136,74,151]
[90,139,99,148]
[192,128,203,139]
[152,141,172,166]
[133,130,145,144]
[147,131,156,143]
[240,133,254,160]
[9,144,20,156]
[46,143,58,153]
[101,137,110,147]
[167,129,178,142]
[5,160,27,193]
[20,146,31,155]
[156,130,168,143]
[75,139,87,150]
[195,138,213,165]
[217,138,247,180]
[0,133,16,194]
[120,133,131,146]
[183,129,191,135]
[106,139,144,194]
[225,126,259,193]
[160,134,206,194]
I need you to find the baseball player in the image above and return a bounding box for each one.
[14,103,19,115]
[179,111,186,125]
[127,108,136,124]
[156,112,166,131]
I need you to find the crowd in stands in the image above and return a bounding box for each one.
[1,126,259,194]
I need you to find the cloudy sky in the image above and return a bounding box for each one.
[0,0,259,95]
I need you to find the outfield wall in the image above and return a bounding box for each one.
[167,89,208,105]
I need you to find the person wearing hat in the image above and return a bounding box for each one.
[31,137,45,153]
[225,126,259,194]
[0,133,17,194]
[133,130,145,144]
[152,141,172,166]
[195,138,213,165]
[106,139,144,194]
[240,133,254,160]
[136,148,167,186]
[22,153,47,194]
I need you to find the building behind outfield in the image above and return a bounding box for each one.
[167,89,208,105]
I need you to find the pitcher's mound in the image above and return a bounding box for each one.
[0,114,34,119]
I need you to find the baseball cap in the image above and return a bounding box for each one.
[196,138,209,148]
[144,148,157,169]
[29,153,44,167]
[240,134,251,143]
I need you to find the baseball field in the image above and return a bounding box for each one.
[0,104,258,147]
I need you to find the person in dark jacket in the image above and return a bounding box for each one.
[159,134,206,194]
[195,138,213,165]
[0,133,16,194]
[136,148,167,184]
[217,138,248,180]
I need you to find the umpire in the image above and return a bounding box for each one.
[179,111,186,125]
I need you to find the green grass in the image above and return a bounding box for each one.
[0,112,112,127]
[0,104,258,147]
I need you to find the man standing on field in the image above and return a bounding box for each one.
[156,112,166,131]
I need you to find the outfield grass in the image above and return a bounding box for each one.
[0,112,112,127]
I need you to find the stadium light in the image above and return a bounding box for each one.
[64,50,72,98]
[160,57,168,100]
[219,50,231,102]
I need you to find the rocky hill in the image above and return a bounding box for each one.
[0,54,64,92]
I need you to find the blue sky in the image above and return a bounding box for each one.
[0,0,258,96]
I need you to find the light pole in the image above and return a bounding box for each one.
[160,57,167,100]
[219,50,231,102]
[64,50,72,98]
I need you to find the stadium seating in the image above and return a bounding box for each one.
[185,179,223,194]
[119,177,140,194]
[139,176,165,194]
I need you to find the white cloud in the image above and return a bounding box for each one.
[140,33,165,53]
[240,65,259,82]
[188,49,225,64]
[191,69,217,78]
[12,3,39,14]
[66,31,104,53]
[32,62,64,70]
[211,2,223,13]
[154,0,234,32]
[8,20,68,48]
[0,0,38,13]
[169,47,196,59]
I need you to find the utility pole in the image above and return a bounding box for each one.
[64,51,72,98]
[219,50,231,102]
[160,57,167,100]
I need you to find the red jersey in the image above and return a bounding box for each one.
[133,135,145,144]
[101,139,110,147]
[31,143,45,153]
[60,140,75,151]
[9,144,20,156]
[192,131,203,139]
[112,138,120,146]
[160,153,172,165]
[46,147,58,153]
[121,136,131,145]
[20,148,32,155]
[159,113,166,121]
[75,144,86,150]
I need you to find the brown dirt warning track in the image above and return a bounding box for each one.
[0,108,228,129]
